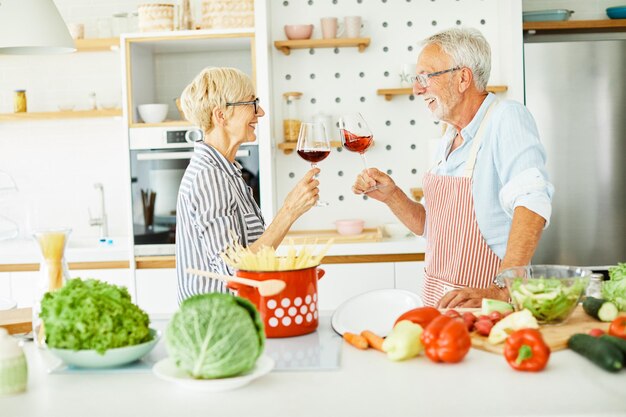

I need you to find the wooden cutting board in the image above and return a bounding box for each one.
[0,307,32,335]
[470,306,611,354]
[285,227,383,244]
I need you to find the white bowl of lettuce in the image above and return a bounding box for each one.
[500,265,591,324]
[49,329,160,368]
[41,278,157,368]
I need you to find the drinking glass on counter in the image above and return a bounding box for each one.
[338,112,377,192]
[296,122,331,207]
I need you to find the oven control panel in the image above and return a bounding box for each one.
[166,130,187,144]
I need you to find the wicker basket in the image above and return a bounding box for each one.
[200,0,254,29]
[138,3,175,32]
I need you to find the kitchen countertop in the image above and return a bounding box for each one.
[3,316,626,417]
[0,235,426,268]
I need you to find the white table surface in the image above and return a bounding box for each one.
[2,316,626,417]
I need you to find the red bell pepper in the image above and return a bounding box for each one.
[420,314,471,363]
[608,316,626,340]
[504,329,550,372]
[395,306,441,329]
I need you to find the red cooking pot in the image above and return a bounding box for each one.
[228,266,325,338]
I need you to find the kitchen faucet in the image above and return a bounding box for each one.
[89,183,109,239]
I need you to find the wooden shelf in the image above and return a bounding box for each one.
[376,85,508,101]
[523,19,626,34]
[75,38,120,52]
[129,120,192,128]
[0,109,122,121]
[277,141,342,154]
[274,37,370,55]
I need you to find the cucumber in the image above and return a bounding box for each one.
[582,297,618,322]
[600,335,626,358]
[567,333,624,372]
[481,298,514,315]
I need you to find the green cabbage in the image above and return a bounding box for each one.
[165,293,264,379]
[40,278,151,354]
[602,263,626,311]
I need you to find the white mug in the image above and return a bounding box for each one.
[400,63,416,88]
[344,16,362,38]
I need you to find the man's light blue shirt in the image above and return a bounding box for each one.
[427,93,554,259]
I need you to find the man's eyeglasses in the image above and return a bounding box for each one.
[226,97,260,115]
[412,66,461,88]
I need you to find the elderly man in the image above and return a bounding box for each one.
[353,27,553,308]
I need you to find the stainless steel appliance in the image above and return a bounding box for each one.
[129,127,260,255]
[524,35,626,268]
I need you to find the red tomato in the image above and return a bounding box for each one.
[587,328,605,337]
[444,309,461,319]
[488,311,503,323]
[462,312,477,332]
[474,319,494,337]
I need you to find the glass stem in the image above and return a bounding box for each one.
[359,152,369,172]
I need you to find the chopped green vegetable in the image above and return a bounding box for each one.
[602,263,626,312]
[40,278,151,354]
[481,298,514,315]
[166,293,264,379]
[488,309,538,345]
[509,277,587,323]
[382,320,423,361]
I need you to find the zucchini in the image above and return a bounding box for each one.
[567,333,624,372]
[582,297,618,322]
[600,335,626,358]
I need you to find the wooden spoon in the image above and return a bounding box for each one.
[185,268,286,297]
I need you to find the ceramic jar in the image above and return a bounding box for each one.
[0,328,27,396]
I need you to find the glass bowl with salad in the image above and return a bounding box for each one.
[500,265,591,325]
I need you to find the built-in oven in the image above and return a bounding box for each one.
[129,127,260,255]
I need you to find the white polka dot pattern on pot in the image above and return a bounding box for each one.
[263,291,320,331]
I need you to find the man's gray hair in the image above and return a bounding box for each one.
[423,27,491,92]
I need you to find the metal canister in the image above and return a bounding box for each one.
[13,90,26,113]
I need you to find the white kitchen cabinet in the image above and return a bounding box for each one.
[69,268,133,296]
[394,261,425,298]
[9,271,39,308]
[134,268,178,317]
[317,263,395,311]
[0,272,11,299]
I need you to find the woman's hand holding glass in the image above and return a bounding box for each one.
[281,168,320,219]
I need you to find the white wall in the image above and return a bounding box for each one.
[0,0,526,240]
[268,0,524,231]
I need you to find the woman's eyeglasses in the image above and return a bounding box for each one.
[412,67,461,88]
[226,97,260,115]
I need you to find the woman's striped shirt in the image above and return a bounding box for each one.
[175,142,265,304]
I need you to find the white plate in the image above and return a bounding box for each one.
[153,355,274,392]
[331,289,423,337]
[0,297,17,311]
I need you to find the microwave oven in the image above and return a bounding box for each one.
[129,127,260,255]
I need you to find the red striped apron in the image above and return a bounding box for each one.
[421,100,501,307]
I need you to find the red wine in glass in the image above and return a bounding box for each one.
[340,130,373,153]
[297,149,330,164]
[338,113,378,193]
[296,122,331,206]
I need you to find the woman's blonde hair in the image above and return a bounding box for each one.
[180,67,255,132]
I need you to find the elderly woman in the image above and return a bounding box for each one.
[176,67,319,303]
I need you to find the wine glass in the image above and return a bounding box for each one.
[338,112,377,192]
[296,122,331,207]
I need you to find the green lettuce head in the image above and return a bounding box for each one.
[166,293,265,379]
[40,278,151,354]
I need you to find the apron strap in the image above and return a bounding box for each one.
[463,99,500,178]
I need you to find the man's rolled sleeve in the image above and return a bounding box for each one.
[499,167,554,228]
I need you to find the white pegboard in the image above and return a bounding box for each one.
[268,0,523,231]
